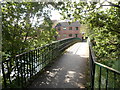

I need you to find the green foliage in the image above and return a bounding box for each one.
[60,1,120,71]
[87,6,120,71]
[2,2,59,59]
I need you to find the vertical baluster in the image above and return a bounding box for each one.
[53,44,55,60]
[92,63,95,89]
[106,69,108,89]
[36,50,37,73]
[16,57,20,86]
[53,43,56,59]
[38,49,40,71]
[26,52,29,80]
[41,48,43,70]
[43,47,45,68]
[99,67,102,89]
[57,42,59,55]
[51,44,53,61]
[47,46,49,64]
[7,60,11,84]
[90,52,95,89]
[46,46,48,65]
[38,49,40,72]
[49,45,51,62]
[35,50,36,74]
[36,49,38,73]
[20,55,23,88]
[29,51,32,79]
[2,62,7,88]
[52,44,53,60]
[114,72,116,89]
[41,48,43,69]
[48,45,50,63]
[33,50,35,75]
[49,45,51,63]
[32,50,35,76]
[34,50,36,74]
[44,47,46,66]
[23,54,26,85]
[45,47,47,66]
[40,48,41,70]
[54,43,56,59]
[32,51,34,76]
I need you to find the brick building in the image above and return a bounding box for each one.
[54,21,82,40]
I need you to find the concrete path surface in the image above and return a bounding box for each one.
[28,42,89,88]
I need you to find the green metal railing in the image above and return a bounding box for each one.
[1,38,81,88]
[89,39,120,89]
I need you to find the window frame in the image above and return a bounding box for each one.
[63,27,67,30]
[75,34,78,37]
[75,27,79,30]
[69,34,72,37]
[69,27,72,30]
[63,34,67,37]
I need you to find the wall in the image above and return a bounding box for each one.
[56,26,82,40]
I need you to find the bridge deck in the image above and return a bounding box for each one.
[28,42,89,88]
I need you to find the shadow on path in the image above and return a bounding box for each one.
[28,42,90,88]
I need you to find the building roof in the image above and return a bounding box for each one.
[55,21,80,27]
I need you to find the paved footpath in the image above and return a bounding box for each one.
[28,42,89,88]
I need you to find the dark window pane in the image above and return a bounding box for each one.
[75,34,78,37]
[76,27,78,30]
[69,34,72,37]
[69,27,72,30]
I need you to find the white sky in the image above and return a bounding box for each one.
[32,0,118,25]
[50,0,118,20]
[50,10,62,20]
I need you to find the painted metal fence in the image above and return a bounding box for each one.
[89,40,120,89]
[1,38,81,88]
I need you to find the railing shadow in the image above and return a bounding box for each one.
[28,44,90,88]
[1,38,81,89]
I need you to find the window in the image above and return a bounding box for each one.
[75,27,78,30]
[63,34,67,37]
[69,34,72,37]
[63,27,66,30]
[75,34,78,37]
[69,27,72,30]
[58,27,61,31]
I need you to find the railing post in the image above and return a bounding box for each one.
[89,40,95,90]
[106,69,108,89]
[16,57,20,86]
[90,58,95,90]
[2,62,7,88]
[2,37,82,88]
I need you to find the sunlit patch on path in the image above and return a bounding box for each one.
[28,42,89,88]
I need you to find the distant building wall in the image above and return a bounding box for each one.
[55,22,82,40]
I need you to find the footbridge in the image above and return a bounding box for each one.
[1,38,120,89]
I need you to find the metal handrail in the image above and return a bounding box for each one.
[1,37,81,88]
[89,38,120,89]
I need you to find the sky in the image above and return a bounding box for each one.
[50,0,118,20]
[50,10,62,20]
[31,0,118,26]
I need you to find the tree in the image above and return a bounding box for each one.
[2,2,63,59]
[59,1,120,70]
